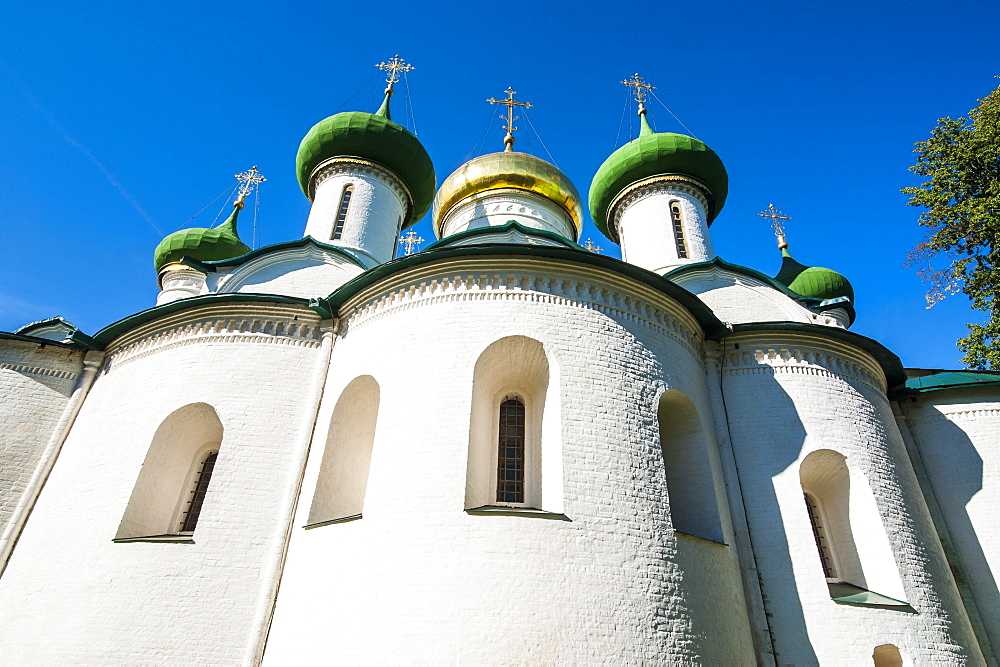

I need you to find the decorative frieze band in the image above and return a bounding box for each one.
[610,176,710,240]
[722,346,887,395]
[310,157,411,215]
[909,407,1000,423]
[104,317,324,373]
[0,362,79,382]
[342,271,700,353]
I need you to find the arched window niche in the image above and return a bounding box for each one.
[306,375,380,528]
[873,644,905,667]
[115,402,223,543]
[656,390,724,543]
[465,336,565,517]
[799,449,908,605]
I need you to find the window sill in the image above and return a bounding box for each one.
[675,530,728,547]
[303,514,362,529]
[828,582,912,610]
[465,505,570,520]
[113,533,194,544]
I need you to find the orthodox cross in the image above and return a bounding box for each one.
[583,238,603,254]
[234,165,266,208]
[758,203,792,249]
[621,73,655,113]
[399,228,424,256]
[487,87,532,151]
[375,54,414,94]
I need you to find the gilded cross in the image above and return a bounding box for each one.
[758,203,792,248]
[234,165,266,207]
[487,87,533,151]
[399,228,424,256]
[583,238,603,254]
[375,55,414,93]
[621,73,655,111]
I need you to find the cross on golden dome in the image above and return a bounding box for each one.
[621,73,655,113]
[375,55,414,94]
[234,165,266,208]
[487,87,533,152]
[758,203,792,249]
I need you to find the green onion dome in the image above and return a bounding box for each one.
[588,114,728,242]
[153,205,251,272]
[774,248,854,302]
[295,93,435,226]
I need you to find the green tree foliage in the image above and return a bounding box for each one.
[903,80,1000,369]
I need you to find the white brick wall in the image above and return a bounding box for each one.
[901,388,1000,657]
[0,305,325,664]
[263,257,755,664]
[720,333,983,664]
[0,340,84,541]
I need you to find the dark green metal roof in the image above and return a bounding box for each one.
[194,235,367,271]
[774,249,854,302]
[589,125,728,242]
[153,206,251,272]
[905,370,1000,393]
[295,94,435,226]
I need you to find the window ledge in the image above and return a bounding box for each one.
[828,582,913,610]
[675,530,728,547]
[465,505,570,520]
[303,514,362,529]
[113,533,194,544]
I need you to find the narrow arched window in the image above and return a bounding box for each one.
[332,185,354,240]
[670,200,688,259]
[179,451,218,533]
[803,491,837,579]
[497,397,526,503]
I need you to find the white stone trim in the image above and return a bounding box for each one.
[909,407,1000,422]
[609,175,711,242]
[103,306,324,374]
[0,362,79,382]
[338,259,703,355]
[722,344,887,395]
[309,157,412,221]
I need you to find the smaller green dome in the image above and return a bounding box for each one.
[589,115,728,242]
[153,206,250,272]
[295,94,435,226]
[774,249,854,302]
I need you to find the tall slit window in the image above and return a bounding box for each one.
[497,397,525,503]
[670,200,688,258]
[804,492,837,579]
[179,451,218,532]
[332,185,354,240]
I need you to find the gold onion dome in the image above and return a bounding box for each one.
[432,151,583,238]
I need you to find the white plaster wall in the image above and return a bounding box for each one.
[0,305,325,664]
[671,265,843,327]
[720,335,983,664]
[438,190,577,241]
[616,186,713,273]
[304,163,407,265]
[211,245,366,298]
[0,341,83,544]
[264,259,754,664]
[901,388,1000,655]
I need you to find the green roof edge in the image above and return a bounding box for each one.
[424,220,581,251]
[729,322,906,390]
[90,293,322,349]
[189,235,368,271]
[666,257,856,324]
[319,228,729,341]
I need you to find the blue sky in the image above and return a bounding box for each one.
[1,1,997,368]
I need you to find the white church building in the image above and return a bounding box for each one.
[1,65,998,665]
